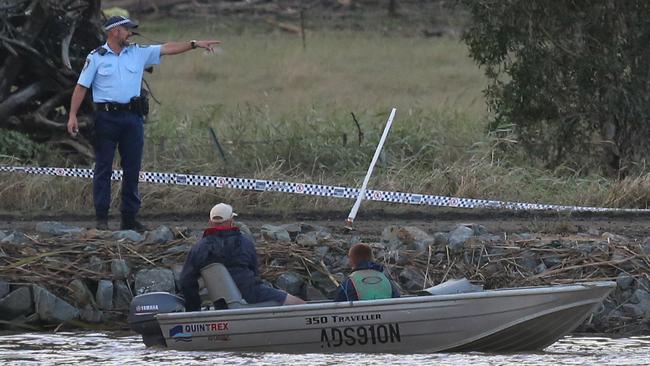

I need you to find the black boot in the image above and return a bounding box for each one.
[121,215,148,232]
[96,218,109,231]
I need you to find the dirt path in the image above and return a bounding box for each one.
[3,209,650,239]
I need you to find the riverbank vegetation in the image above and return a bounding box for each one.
[3,12,650,215]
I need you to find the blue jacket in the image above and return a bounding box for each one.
[335,260,401,302]
[180,227,261,311]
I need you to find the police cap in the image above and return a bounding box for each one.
[103,16,138,31]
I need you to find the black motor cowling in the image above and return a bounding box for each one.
[128,292,185,347]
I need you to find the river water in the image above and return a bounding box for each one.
[0,332,648,365]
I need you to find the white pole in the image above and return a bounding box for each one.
[345,107,397,229]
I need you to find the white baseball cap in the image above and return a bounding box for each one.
[210,203,237,222]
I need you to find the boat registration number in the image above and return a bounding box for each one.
[320,323,401,348]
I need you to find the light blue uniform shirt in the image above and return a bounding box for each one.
[78,43,161,104]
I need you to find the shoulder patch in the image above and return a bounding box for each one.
[91,46,107,56]
[137,43,150,48]
[82,58,91,72]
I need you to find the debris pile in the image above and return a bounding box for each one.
[0,221,648,334]
[0,0,104,162]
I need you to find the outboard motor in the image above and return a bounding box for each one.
[128,292,185,347]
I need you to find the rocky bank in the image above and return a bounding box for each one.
[0,220,649,334]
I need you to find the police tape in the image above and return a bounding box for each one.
[1,165,648,213]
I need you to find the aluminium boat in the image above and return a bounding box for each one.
[128,264,614,353]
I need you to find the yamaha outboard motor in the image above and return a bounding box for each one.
[128,292,185,347]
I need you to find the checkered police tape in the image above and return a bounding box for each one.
[2,165,649,213]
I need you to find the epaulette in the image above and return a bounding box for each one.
[136,43,150,48]
[91,46,107,56]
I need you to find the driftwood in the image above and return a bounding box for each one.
[0,0,103,163]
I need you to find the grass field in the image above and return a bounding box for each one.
[2,19,650,215]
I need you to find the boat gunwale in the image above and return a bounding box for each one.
[156,281,615,321]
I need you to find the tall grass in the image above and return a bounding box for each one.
[2,20,650,214]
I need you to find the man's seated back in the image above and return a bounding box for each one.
[179,203,305,311]
[335,243,401,302]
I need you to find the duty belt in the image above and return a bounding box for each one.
[95,102,133,112]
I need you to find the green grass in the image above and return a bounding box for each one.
[3,20,650,214]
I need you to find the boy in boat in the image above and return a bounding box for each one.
[179,203,305,311]
[335,243,401,301]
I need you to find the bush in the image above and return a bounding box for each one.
[460,1,650,177]
[0,130,47,162]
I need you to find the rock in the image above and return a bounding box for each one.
[83,244,98,252]
[68,279,94,307]
[33,285,79,323]
[447,225,474,252]
[511,232,534,241]
[519,250,539,271]
[86,256,106,273]
[310,272,339,297]
[135,268,176,295]
[346,233,362,248]
[237,222,253,238]
[306,285,328,301]
[301,223,330,234]
[79,305,103,323]
[113,280,133,310]
[296,232,318,246]
[7,313,40,330]
[469,224,488,236]
[314,246,330,260]
[281,223,303,240]
[145,225,174,244]
[376,248,399,265]
[641,237,650,257]
[482,263,500,277]
[381,226,434,252]
[299,226,333,245]
[399,266,425,292]
[601,232,628,243]
[0,287,33,320]
[96,280,113,310]
[0,279,9,298]
[0,231,30,245]
[586,227,600,236]
[478,234,504,244]
[616,273,635,291]
[275,272,304,297]
[165,244,191,254]
[35,221,84,236]
[433,232,448,246]
[542,256,562,268]
[113,230,144,242]
[631,289,650,305]
[622,303,645,318]
[261,224,291,242]
[111,259,130,280]
[404,227,435,252]
[574,243,595,254]
[381,226,405,250]
[611,250,637,272]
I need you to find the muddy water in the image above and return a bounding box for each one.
[0,332,648,365]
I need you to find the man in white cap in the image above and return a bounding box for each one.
[67,15,220,231]
[179,203,305,311]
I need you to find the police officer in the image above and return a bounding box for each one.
[335,243,401,301]
[67,16,220,231]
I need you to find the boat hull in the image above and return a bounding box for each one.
[155,281,614,353]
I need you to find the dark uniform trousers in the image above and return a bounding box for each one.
[93,110,144,220]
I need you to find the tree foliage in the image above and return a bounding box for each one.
[460,1,650,177]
